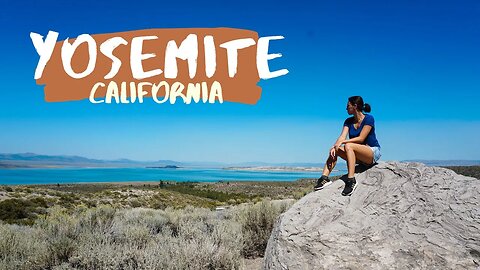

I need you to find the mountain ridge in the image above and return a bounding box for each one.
[1,153,479,168]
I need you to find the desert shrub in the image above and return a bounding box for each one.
[58,194,76,208]
[444,165,480,179]
[109,211,152,248]
[68,231,142,270]
[77,205,116,233]
[81,199,97,208]
[67,206,244,269]
[141,227,243,270]
[0,224,50,270]
[0,199,37,225]
[0,197,52,225]
[113,208,168,235]
[0,199,293,269]
[235,199,294,258]
[30,197,49,208]
[35,207,81,267]
[162,182,252,203]
[149,198,167,210]
[128,199,142,208]
[2,186,13,192]
[139,207,244,270]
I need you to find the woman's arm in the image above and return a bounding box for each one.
[334,126,349,147]
[341,125,372,145]
[330,126,349,157]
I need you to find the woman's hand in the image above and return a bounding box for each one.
[329,146,336,158]
[330,141,343,158]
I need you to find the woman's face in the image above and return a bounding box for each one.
[346,102,356,115]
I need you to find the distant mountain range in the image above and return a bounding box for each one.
[0,153,325,169]
[0,153,478,169]
[402,160,480,166]
[0,153,182,168]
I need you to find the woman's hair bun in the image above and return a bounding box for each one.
[363,103,371,113]
[348,96,372,113]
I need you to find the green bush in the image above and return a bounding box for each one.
[2,186,13,192]
[30,197,49,208]
[0,199,35,225]
[161,182,253,203]
[444,166,480,180]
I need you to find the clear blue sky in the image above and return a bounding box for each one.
[0,0,478,163]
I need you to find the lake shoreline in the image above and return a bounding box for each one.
[0,166,333,185]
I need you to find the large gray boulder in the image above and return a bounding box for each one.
[264,162,480,269]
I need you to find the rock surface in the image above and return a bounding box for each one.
[264,162,480,269]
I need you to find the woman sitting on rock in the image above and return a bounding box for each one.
[314,96,381,195]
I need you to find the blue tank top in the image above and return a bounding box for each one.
[343,114,380,147]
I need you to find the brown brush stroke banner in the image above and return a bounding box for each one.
[36,28,261,104]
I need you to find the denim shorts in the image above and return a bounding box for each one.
[370,146,381,163]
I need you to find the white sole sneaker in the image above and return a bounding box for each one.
[342,181,357,196]
[314,181,332,191]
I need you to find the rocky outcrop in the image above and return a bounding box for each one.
[264,162,480,269]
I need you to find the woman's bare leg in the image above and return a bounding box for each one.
[344,143,374,178]
[322,146,347,177]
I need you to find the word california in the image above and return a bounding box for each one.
[30,28,288,105]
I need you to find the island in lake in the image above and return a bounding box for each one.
[146,165,181,169]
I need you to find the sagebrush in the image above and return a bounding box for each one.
[0,199,294,270]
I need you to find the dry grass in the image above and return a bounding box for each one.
[0,179,311,269]
[0,199,294,270]
[0,179,316,225]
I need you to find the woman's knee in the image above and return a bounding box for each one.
[344,143,353,152]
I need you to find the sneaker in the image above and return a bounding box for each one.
[314,175,332,191]
[342,177,357,196]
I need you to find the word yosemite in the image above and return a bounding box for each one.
[30,30,288,104]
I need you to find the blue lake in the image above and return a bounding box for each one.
[0,167,346,185]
